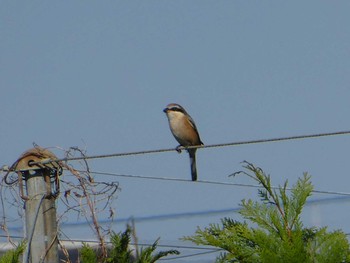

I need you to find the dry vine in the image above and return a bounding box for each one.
[0,144,120,262]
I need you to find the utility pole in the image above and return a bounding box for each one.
[13,147,61,263]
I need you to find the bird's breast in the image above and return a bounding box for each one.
[168,115,200,146]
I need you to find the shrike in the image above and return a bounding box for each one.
[163,103,203,181]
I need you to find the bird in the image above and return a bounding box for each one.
[163,103,203,181]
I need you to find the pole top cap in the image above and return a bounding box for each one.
[15,147,59,171]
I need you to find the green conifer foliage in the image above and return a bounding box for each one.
[184,162,350,263]
[80,226,179,263]
[0,242,25,263]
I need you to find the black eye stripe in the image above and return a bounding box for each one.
[171,107,183,112]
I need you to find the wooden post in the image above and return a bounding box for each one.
[23,169,58,263]
[14,147,60,263]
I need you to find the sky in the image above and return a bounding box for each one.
[1,1,350,262]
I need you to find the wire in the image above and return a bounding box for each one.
[0,234,222,262]
[82,170,350,197]
[159,249,222,261]
[5,195,350,234]
[43,196,349,229]
[64,238,220,251]
[26,129,350,166]
[0,234,221,252]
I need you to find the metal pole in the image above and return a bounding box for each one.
[23,169,59,263]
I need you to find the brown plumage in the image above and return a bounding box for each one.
[163,103,203,181]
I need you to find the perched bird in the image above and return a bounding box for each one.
[163,103,203,181]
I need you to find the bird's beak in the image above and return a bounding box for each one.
[163,108,168,113]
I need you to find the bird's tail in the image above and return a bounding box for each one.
[188,150,198,181]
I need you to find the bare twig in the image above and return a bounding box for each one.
[1,145,119,262]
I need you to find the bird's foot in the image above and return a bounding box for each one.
[175,145,182,153]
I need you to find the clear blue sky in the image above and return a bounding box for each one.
[1,1,350,261]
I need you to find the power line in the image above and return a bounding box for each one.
[82,170,350,197]
[0,234,222,261]
[5,194,350,233]
[159,249,222,261]
[26,129,350,166]
[0,235,218,251]
[22,196,345,229]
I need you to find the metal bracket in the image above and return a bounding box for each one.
[12,147,62,200]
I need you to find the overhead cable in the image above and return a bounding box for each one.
[25,129,350,166]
